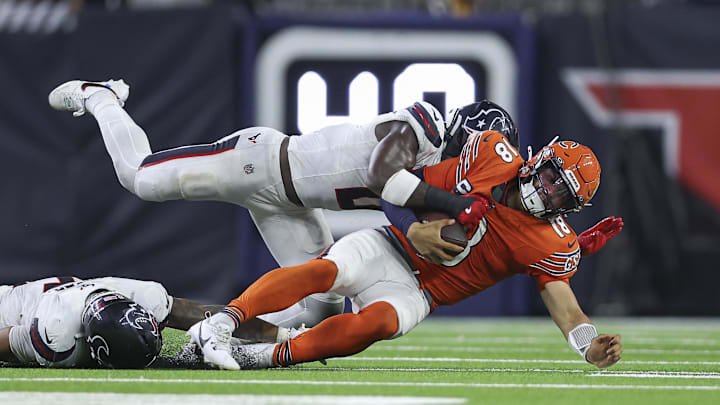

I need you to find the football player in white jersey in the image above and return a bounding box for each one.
[0,277,304,368]
[47,80,499,332]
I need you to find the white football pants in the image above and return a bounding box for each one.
[86,93,344,328]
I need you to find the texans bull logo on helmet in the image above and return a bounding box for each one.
[463,107,512,139]
[121,303,160,337]
[442,100,519,160]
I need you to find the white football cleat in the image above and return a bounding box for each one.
[48,79,130,117]
[187,318,240,371]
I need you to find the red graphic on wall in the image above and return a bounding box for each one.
[564,70,720,211]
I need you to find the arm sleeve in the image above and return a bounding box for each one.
[381,199,420,235]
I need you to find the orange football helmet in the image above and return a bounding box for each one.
[518,140,601,219]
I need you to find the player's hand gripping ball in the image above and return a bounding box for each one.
[416,211,468,249]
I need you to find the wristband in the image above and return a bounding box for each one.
[568,323,598,361]
[381,169,421,206]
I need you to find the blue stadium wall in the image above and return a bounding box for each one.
[0,3,718,316]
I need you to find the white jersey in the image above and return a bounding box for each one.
[288,101,446,210]
[0,277,172,367]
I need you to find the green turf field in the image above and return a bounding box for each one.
[1,318,719,404]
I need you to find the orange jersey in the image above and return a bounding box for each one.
[388,130,581,309]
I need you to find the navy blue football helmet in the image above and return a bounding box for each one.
[442,100,519,159]
[82,291,162,369]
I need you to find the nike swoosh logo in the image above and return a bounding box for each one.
[44,329,53,345]
[465,207,472,214]
[568,240,577,248]
[431,108,441,122]
[198,322,210,348]
[483,134,492,142]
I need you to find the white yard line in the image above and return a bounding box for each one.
[400,336,720,346]
[346,356,720,365]
[610,348,720,355]
[0,378,717,391]
[417,318,720,332]
[372,346,553,353]
[590,372,720,380]
[290,367,587,373]
[292,367,720,379]
[0,392,465,405]
[370,345,720,355]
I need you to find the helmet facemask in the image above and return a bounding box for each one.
[519,153,583,219]
[441,107,468,160]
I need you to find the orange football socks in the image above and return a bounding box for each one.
[221,259,338,328]
[273,301,399,366]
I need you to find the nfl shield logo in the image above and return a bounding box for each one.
[244,164,254,174]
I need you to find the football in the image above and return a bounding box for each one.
[415,211,469,249]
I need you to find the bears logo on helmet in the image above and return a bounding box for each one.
[518,139,600,219]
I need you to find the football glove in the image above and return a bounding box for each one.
[455,194,493,234]
[577,216,624,256]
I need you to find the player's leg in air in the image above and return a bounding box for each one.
[189,228,430,369]
[47,80,344,330]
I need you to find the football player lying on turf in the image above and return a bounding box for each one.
[0,277,302,368]
[48,79,613,331]
[188,136,623,370]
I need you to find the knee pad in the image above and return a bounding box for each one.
[134,168,220,202]
[178,171,220,200]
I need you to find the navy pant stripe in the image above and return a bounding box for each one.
[140,135,240,168]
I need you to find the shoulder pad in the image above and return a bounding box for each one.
[30,305,78,364]
[404,101,445,148]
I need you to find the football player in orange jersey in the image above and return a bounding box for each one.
[48,80,617,356]
[187,131,623,371]
[49,79,500,333]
